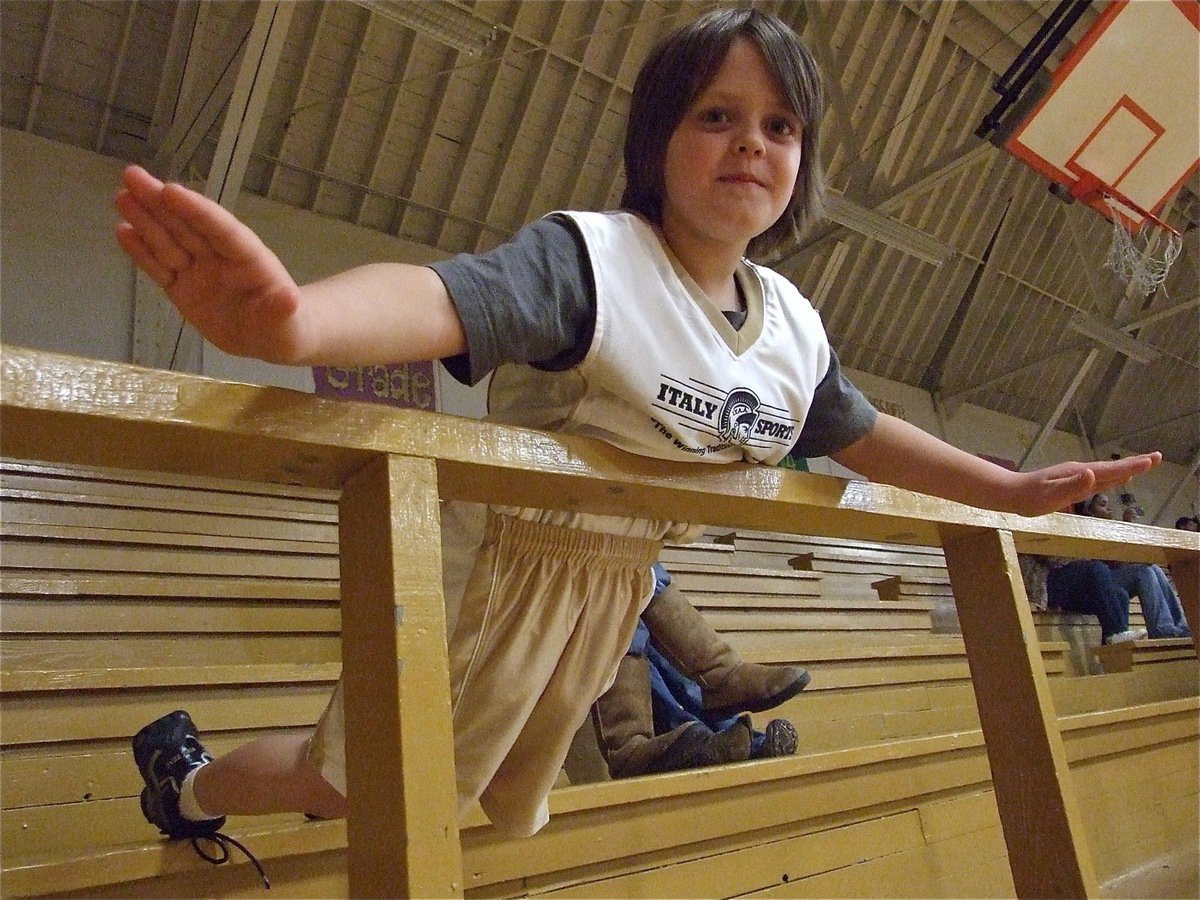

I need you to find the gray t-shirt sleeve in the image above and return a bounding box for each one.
[789,349,877,458]
[428,215,593,385]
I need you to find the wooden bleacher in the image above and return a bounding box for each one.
[739,528,1179,677]
[1,345,1197,899]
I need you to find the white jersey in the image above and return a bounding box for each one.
[488,210,831,465]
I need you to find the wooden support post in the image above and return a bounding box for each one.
[1169,556,1199,656]
[339,454,462,898]
[941,526,1098,899]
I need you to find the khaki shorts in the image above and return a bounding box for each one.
[308,507,662,836]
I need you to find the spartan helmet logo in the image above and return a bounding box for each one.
[717,388,761,445]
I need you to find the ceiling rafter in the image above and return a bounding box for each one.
[388,41,459,240]
[781,141,994,274]
[204,0,292,209]
[434,26,519,249]
[471,43,553,248]
[805,1,875,195]
[150,2,257,179]
[515,3,606,231]
[94,0,139,153]
[873,1,955,199]
[850,3,921,183]
[143,0,200,166]
[311,6,380,215]
[1101,410,1200,448]
[353,28,418,227]
[22,0,61,132]
[922,196,1013,393]
[938,178,1065,398]
[558,2,632,208]
[264,2,336,201]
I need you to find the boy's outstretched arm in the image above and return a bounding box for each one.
[831,413,1161,518]
[114,165,466,367]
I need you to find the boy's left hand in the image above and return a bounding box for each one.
[1013,453,1161,517]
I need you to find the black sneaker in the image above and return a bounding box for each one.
[131,711,271,888]
[132,710,226,839]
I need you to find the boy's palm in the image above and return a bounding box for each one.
[115,166,310,363]
[1016,455,1160,518]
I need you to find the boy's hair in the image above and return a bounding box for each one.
[622,8,825,259]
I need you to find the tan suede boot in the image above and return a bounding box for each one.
[592,655,752,778]
[642,580,810,718]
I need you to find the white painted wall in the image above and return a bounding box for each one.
[1,131,134,363]
[2,127,1193,521]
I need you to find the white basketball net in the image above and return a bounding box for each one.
[1102,196,1183,296]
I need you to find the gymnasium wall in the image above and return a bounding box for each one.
[2,126,1192,521]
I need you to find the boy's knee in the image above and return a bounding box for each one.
[299,761,348,819]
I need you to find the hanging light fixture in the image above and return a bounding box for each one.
[823,191,956,268]
[352,1,498,56]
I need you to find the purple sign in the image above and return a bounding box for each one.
[313,362,437,411]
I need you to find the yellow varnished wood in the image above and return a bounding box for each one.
[1,537,337,579]
[0,598,340,634]
[701,607,933,632]
[1,635,339,671]
[1072,739,1199,886]
[1168,557,1199,654]
[338,454,461,898]
[0,516,336,557]
[2,346,1199,899]
[4,821,348,898]
[6,700,1194,898]
[0,661,341,693]
[0,686,332,745]
[0,457,340,505]
[941,526,1099,898]
[1049,658,1200,715]
[1059,697,1200,757]
[1,728,312,809]
[0,462,337,536]
[0,572,339,599]
[4,346,1197,563]
[535,810,927,899]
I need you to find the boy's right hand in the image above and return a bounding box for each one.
[115,165,314,364]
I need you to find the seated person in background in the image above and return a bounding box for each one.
[593,563,803,778]
[1175,516,1200,532]
[1077,494,1191,639]
[1019,553,1146,645]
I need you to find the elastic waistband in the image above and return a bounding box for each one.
[484,510,662,566]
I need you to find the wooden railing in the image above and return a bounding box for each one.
[2,344,1197,899]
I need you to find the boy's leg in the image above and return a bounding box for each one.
[195,733,347,819]
[458,518,659,834]
[134,710,346,839]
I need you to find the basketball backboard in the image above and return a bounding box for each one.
[1000,0,1199,234]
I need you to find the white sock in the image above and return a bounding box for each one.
[178,765,221,822]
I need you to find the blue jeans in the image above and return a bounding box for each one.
[1110,564,1191,638]
[1046,560,1129,640]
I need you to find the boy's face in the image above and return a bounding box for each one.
[661,37,803,256]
